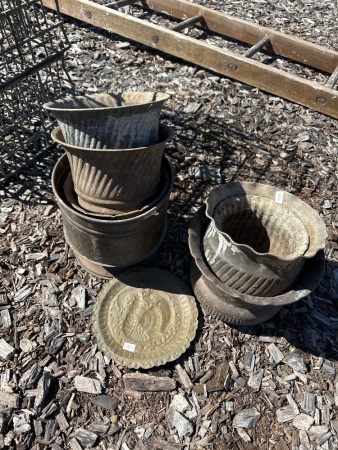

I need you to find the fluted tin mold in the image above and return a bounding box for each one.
[189,206,325,325]
[204,182,326,296]
[44,91,170,148]
[92,267,198,369]
[52,153,174,275]
[62,166,169,221]
[51,124,173,215]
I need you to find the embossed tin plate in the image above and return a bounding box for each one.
[92,267,198,369]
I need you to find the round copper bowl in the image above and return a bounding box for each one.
[189,205,325,325]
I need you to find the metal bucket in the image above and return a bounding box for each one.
[52,153,174,278]
[204,182,326,296]
[51,124,173,215]
[189,206,325,325]
[44,92,170,149]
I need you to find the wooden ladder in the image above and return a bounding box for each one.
[42,0,338,119]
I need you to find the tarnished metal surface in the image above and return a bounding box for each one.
[52,153,173,274]
[73,240,163,278]
[51,124,173,215]
[188,205,325,325]
[204,182,326,296]
[61,157,170,221]
[92,267,198,368]
[44,91,169,148]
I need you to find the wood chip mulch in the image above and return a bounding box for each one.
[0,1,337,449]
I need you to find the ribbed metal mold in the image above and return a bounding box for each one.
[212,195,309,258]
[61,167,166,221]
[44,92,170,149]
[204,182,326,297]
[51,124,173,215]
[189,205,325,325]
[52,153,174,275]
[204,195,308,296]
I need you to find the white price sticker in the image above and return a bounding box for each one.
[275,191,284,204]
[123,342,136,352]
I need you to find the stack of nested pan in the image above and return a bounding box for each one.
[188,182,327,325]
[46,92,173,277]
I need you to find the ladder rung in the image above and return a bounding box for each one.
[106,0,139,9]
[326,65,338,88]
[244,36,271,58]
[170,14,204,32]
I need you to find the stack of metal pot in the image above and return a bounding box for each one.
[45,92,173,278]
[188,182,327,325]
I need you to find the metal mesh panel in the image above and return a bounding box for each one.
[0,59,71,182]
[0,0,72,182]
[0,0,70,87]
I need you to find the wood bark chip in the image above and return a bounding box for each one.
[232,408,261,429]
[34,373,52,414]
[175,364,193,389]
[74,428,98,447]
[91,394,120,411]
[74,375,102,394]
[123,373,176,391]
[1,0,338,448]
[247,368,264,392]
[0,391,20,408]
[292,413,314,431]
[0,339,15,360]
[268,343,284,364]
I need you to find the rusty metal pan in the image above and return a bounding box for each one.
[92,267,198,369]
[189,205,325,325]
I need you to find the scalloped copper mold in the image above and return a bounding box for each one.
[92,268,198,369]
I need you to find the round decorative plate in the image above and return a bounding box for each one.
[92,267,198,369]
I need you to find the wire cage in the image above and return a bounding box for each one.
[0,0,72,183]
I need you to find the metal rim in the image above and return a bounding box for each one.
[51,122,174,153]
[205,182,327,261]
[44,91,170,112]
